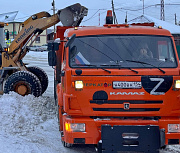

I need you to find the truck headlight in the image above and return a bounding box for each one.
[65,122,85,132]
[168,124,180,133]
[75,81,83,89]
[174,80,180,89]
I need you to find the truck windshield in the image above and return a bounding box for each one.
[69,35,177,68]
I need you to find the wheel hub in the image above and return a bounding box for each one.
[17,85,28,96]
[14,81,30,96]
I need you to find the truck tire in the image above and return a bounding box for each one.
[62,141,73,148]
[4,71,42,97]
[28,66,48,95]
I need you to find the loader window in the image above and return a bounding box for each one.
[69,35,177,68]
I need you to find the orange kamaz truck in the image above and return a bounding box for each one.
[49,14,180,153]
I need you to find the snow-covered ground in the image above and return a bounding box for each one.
[0,51,179,153]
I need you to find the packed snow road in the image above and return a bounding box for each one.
[0,51,179,153]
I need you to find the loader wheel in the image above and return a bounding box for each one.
[4,71,42,97]
[28,66,48,95]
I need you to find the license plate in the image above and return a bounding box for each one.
[113,81,142,89]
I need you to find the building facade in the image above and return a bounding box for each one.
[0,11,48,46]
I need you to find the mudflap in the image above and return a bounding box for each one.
[99,125,160,153]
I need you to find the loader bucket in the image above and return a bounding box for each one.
[58,3,88,27]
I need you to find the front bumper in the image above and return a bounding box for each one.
[62,115,180,147]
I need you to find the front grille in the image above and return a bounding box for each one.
[90,100,163,104]
[93,108,160,112]
[90,100,163,113]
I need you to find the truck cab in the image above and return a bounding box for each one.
[54,24,180,152]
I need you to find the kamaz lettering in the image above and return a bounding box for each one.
[15,25,33,43]
[110,92,145,95]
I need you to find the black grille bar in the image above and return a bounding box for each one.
[90,100,163,105]
[93,108,160,112]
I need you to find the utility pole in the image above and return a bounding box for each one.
[52,0,56,37]
[99,13,100,26]
[175,13,177,25]
[160,0,165,21]
[140,0,145,15]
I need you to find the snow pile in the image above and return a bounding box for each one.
[0,92,66,153]
[0,92,56,136]
[168,145,180,153]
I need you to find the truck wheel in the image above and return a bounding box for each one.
[62,141,73,148]
[28,66,48,95]
[161,145,167,149]
[4,71,42,97]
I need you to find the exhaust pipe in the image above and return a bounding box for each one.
[58,3,88,26]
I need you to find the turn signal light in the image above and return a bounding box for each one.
[65,122,85,132]
[4,48,9,52]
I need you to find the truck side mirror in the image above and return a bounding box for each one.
[65,34,76,48]
[48,51,57,66]
[48,42,60,66]
[48,42,60,51]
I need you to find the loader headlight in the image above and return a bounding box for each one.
[65,122,85,132]
[168,124,180,133]
[75,81,83,89]
[4,47,9,52]
[174,80,180,89]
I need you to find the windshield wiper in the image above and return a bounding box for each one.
[124,67,138,74]
[72,64,111,73]
[126,60,166,74]
[100,64,138,74]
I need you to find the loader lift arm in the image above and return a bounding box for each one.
[2,3,88,69]
[0,3,88,97]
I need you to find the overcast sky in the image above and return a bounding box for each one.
[1,0,180,26]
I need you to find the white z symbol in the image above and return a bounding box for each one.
[150,78,165,95]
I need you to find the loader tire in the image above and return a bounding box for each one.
[28,66,48,95]
[4,71,42,97]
